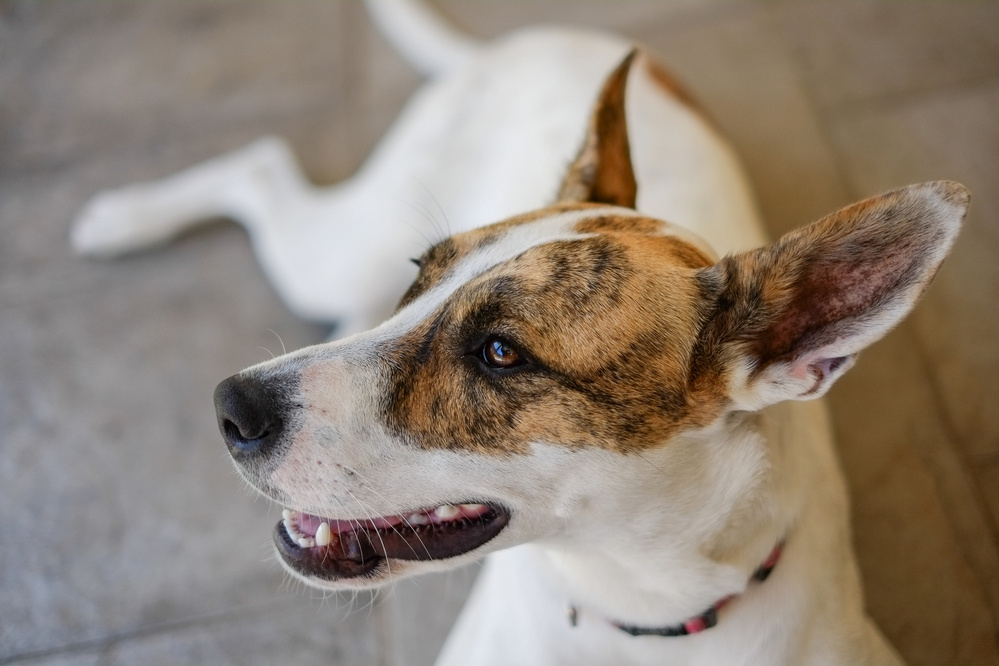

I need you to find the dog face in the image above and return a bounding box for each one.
[214,52,967,590]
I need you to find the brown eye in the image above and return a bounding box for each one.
[482,338,522,369]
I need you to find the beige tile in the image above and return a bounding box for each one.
[827,325,999,664]
[828,84,999,459]
[978,463,999,543]
[434,0,724,40]
[774,1,999,109]
[629,6,852,238]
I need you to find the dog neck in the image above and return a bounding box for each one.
[524,402,808,629]
[569,541,784,637]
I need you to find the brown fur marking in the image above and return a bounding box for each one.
[383,223,727,456]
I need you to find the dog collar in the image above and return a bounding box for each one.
[568,542,783,638]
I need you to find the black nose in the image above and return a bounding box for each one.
[214,374,285,458]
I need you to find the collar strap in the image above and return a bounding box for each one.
[569,542,783,638]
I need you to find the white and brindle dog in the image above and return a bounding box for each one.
[73,2,967,664]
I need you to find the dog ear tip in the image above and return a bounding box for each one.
[921,180,971,212]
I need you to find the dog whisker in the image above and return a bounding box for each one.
[266,328,288,356]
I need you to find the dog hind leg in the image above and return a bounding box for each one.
[71,136,312,259]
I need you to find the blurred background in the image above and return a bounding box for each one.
[1,2,997,664]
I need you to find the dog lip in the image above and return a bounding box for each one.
[273,503,510,581]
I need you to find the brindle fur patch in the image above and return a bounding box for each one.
[398,203,614,311]
[384,227,724,455]
[575,215,714,268]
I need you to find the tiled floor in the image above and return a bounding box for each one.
[2,2,997,664]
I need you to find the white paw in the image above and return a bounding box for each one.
[71,186,175,258]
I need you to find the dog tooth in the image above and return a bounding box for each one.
[282,509,294,521]
[406,513,430,526]
[460,503,486,512]
[315,522,332,547]
[434,505,460,520]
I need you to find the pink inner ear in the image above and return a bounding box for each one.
[756,233,925,369]
[791,353,854,397]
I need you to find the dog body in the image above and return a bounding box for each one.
[74,3,967,664]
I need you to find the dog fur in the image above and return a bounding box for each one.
[73,2,967,664]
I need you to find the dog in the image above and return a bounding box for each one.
[72,1,967,663]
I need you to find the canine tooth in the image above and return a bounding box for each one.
[315,522,332,547]
[460,503,486,512]
[298,537,315,548]
[434,505,460,520]
[282,509,294,521]
[407,513,430,526]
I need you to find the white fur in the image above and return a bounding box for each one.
[72,4,913,664]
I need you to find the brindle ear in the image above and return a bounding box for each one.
[693,181,969,411]
[557,49,639,209]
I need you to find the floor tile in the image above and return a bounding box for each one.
[828,84,999,459]
[826,325,999,664]
[0,239,325,658]
[774,1,999,110]
[436,0,725,39]
[628,5,852,237]
[8,599,380,666]
[977,463,999,547]
[382,565,481,666]
[0,2,351,181]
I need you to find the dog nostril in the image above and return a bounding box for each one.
[222,416,271,443]
[214,374,286,457]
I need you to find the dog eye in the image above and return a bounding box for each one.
[481,337,523,369]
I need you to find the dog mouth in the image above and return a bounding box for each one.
[274,503,510,580]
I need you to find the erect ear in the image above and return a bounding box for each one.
[556,49,638,209]
[692,181,969,411]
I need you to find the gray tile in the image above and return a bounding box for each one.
[828,83,999,459]
[8,599,380,666]
[774,1,999,110]
[827,326,999,664]
[0,237,325,658]
[382,565,481,666]
[0,2,351,181]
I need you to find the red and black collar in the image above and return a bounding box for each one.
[568,542,783,638]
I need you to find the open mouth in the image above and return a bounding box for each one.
[274,503,510,580]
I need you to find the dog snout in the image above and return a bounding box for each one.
[214,374,285,458]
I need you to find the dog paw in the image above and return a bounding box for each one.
[71,186,176,257]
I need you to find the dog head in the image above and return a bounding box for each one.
[214,52,967,591]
